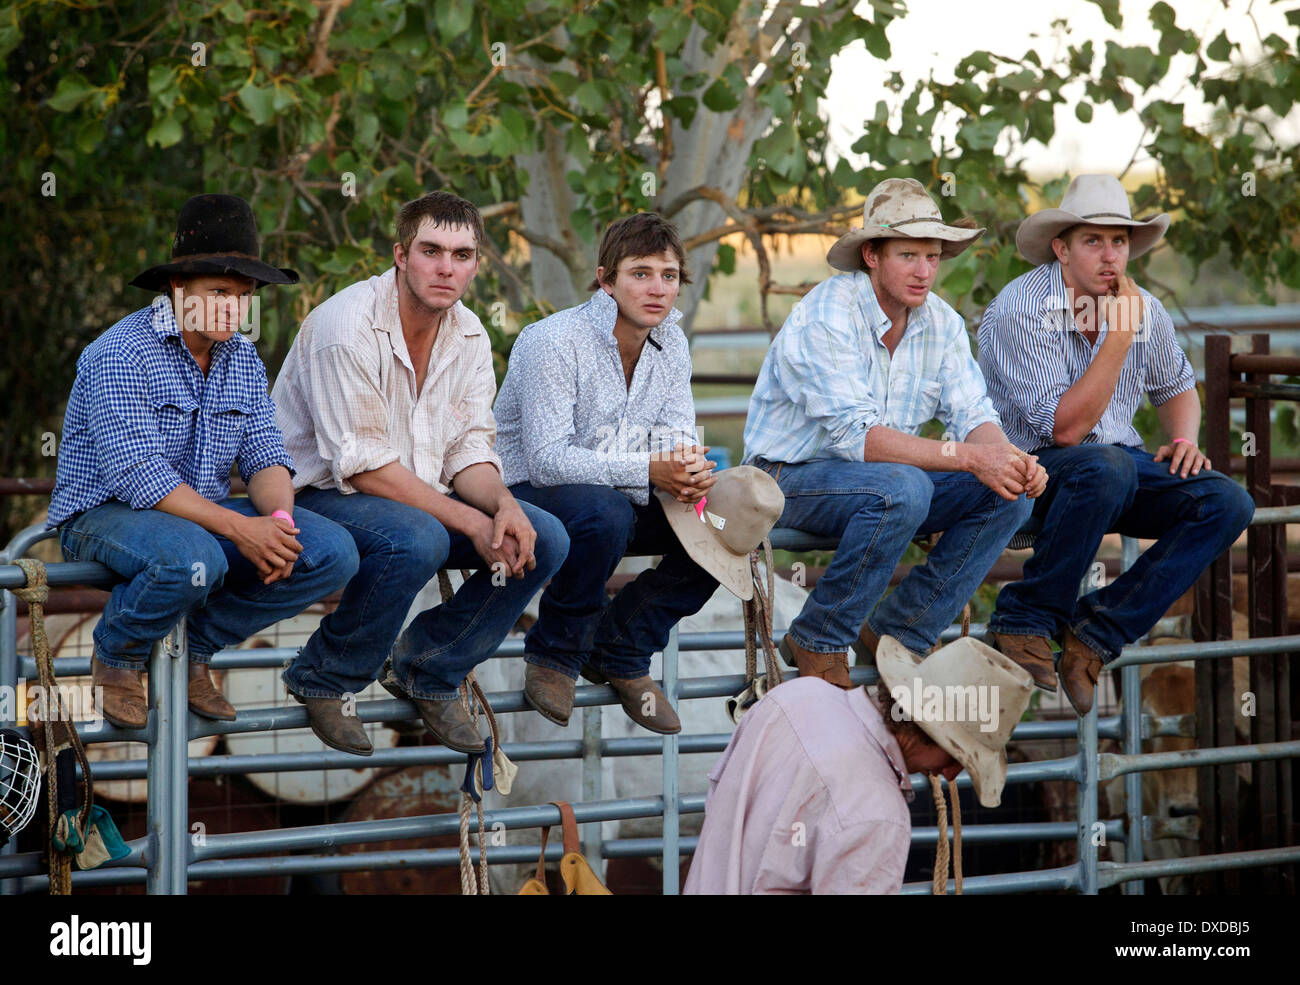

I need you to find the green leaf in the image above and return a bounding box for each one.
[1075,101,1093,123]
[575,81,605,114]
[1206,31,1232,62]
[435,1,474,42]
[46,74,96,113]
[941,263,974,297]
[1088,0,1122,29]
[220,0,246,23]
[147,64,177,97]
[145,114,184,148]
[237,83,276,125]
[702,77,740,112]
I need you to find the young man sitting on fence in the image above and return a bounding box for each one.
[272,191,568,756]
[48,194,360,731]
[684,634,1033,894]
[493,213,723,734]
[743,178,1045,688]
[978,175,1254,715]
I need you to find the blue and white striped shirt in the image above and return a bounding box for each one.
[976,261,1196,453]
[48,296,294,527]
[742,270,1000,465]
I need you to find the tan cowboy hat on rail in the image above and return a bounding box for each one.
[1016,173,1170,266]
[826,177,985,270]
[655,466,784,601]
[875,635,1034,808]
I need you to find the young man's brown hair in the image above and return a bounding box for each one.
[588,212,692,291]
[874,684,938,750]
[396,191,486,254]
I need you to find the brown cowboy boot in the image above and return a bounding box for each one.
[524,663,576,727]
[188,662,237,721]
[779,635,852,690]
[1058,629,1104,716]
[851,622,879,666]
[989,632,1058,693]
[379,661,485,753]
[580,665,680,734]
[293,694,373,756]
[91,655,148,730]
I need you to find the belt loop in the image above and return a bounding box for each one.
[774,462,783,482]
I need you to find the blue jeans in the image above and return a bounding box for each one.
[990,443,1254,662]
[754,458,1033,654]
[282,488,569,701]
[509,483,719,679]
[58,498,359,668]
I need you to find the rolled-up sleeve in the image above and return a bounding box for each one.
[776,319,883,461]
[442,336,504,483]
[979,300,1070,447]
[236,360,296,484]
[306,341,401,493]
[1142,295,1196,405]
[937,317,1001,440]
[517,333,651,489]
[85,349,183,510]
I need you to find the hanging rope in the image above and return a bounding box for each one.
[737,538,781,713]
[438,569,494,896]
[14,559,92,895]
[929,773,963,895]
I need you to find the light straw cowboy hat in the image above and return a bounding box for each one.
[655,466,784,601]
[1016,173,1170,266]
[875,635,1033,808]
[826,177,985,270]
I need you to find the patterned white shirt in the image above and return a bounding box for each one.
[272,268,502,495]
[743,271,1000,465]
[977,261,1196,452]
[494,290,698,506]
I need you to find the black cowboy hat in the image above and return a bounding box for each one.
[129,193,300,291]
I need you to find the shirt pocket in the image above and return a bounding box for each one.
[889,372,943,432]
[150,394,199,464]
[205,399,251,477]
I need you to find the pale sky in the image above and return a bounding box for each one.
[824,0,1299,177]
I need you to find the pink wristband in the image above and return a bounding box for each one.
[1172,438,1193,446]
[271,509,294,525]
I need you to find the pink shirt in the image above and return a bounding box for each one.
[684,678,914,895]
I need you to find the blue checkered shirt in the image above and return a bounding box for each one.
[976,261,1196,452]
[743,271,1000,465]
[48,296,294,528]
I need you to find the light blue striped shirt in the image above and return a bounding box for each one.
[976,261,1196,452]
[742,271,1000,465]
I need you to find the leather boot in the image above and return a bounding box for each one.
[779,635,852,689]
[524,663,576,727]
[188,662,237,721]
[292,693,373,756]
[989,632,1058,693]
[1058,629,1104,716]
[851,622,879,666]
[379,661,485,753]
[580,665,680,734]
[91,655,148,730]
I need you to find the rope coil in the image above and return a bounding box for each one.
[929,773,963,895]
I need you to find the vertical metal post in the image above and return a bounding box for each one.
[1119,535,1144,894]
[1077,701,1099,895]
[0,587,18,895]
[661,624,680,895]
[581,704,603,876]
[146,620,189,894]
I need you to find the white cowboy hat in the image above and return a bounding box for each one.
[826,177,985,271]
[875,635,1034,808]
[655,466,784,601]
[1016,173,1170,266]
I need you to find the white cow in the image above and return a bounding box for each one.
[404,565,810,893]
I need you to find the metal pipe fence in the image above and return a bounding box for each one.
[1,509,1297,895]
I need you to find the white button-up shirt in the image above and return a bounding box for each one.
[743,271,1000,466]
[494,290,698,505]
[273,268,502,494]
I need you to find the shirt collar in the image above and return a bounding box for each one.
[585,288,683,343]
[852,269,929,345]
[848,687,916,804]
